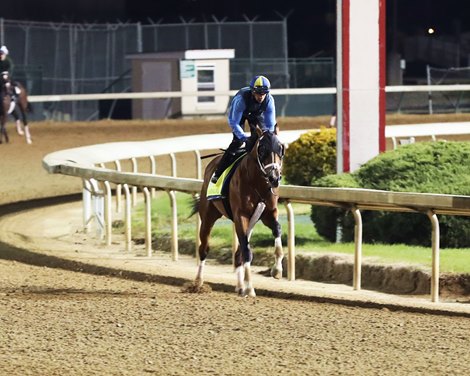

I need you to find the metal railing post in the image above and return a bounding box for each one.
[103,181,112,246]
[285,201,296,281]
[143,187,152,257]
[114,160,122,213]
[131,158,138,206]
[123,184,132,252]
[427,210,440,302]
[351,206,363,290]
[168,190,178,261]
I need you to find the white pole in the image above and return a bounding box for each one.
[426,64,434,115]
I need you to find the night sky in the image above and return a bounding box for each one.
[4,0,470,58]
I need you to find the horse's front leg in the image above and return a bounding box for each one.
[261,214,284,279]
[16,119,24,135]
[19,109,32,144]
[234,217,256,297]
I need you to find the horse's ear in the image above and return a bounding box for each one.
[274,123,279,135]
[256,125,263,137]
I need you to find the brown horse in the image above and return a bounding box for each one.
[195,127,285,297]
[0,84,10,144]
[0,81,32,144]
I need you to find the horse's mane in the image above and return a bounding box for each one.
[257,131,284,158]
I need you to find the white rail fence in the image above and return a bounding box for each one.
[28,85,470,103]
[42,130,470,303]
[28,84,470,120]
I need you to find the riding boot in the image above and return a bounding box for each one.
[211,150,236,183]
[211,135,244,184]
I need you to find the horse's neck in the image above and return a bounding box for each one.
[240,152,275,199]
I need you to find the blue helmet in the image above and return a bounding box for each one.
[249,75,271,94]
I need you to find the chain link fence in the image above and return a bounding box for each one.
[2,18,468,121]
[1,18,336,120]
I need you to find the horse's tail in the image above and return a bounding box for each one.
[26,101,33,113]
[189,194,200,217]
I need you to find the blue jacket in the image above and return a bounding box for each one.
[227,87,276,140]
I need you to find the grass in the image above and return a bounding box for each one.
[127,192,470,274]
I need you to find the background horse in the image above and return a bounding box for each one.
[195,127,285,297]
[0,81,32,144]
[0,85,10,144]
[11,82,32,144]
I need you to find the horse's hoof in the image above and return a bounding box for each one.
[237,287,256,298]
[26,137,32,144]
[17,129,24,136]
[271,267,283,279]
[246,288,256,298]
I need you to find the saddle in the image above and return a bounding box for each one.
[206,149,247,219]
[206,148,247,207]
[207,149,246,199]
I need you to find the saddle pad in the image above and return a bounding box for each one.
[206,153,246,200]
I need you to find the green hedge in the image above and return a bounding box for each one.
[311,141,470,248]
[283,128,336,186]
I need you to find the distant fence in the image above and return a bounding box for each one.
[43,130,470,303]
[28,84,470,121]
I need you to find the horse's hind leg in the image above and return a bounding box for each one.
[13,110,24,135]
[195,204,221,287]
[0,121,8,144]
[261,214,284,279]
[19,108,32,144]
[24,125,32,144]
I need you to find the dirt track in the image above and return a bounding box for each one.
[1,116,470,375]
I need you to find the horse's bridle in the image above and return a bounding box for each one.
[254,134,284,190]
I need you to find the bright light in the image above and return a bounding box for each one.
[427,27,435,35]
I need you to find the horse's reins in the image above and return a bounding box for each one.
[200,150,224,159]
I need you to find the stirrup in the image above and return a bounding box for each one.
[210,174,219,184]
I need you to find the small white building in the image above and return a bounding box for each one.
[180,49,234,118]
[127,49,234,119]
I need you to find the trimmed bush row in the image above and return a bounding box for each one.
[284,129,470,248]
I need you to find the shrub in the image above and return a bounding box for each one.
[310,173,359,242]
[311,141,470,247]
[283,127,336,186]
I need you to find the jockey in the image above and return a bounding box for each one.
[0,45,18,101]
[210,75,277,184]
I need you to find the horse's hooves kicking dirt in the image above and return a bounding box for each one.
[181,281,212,294]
